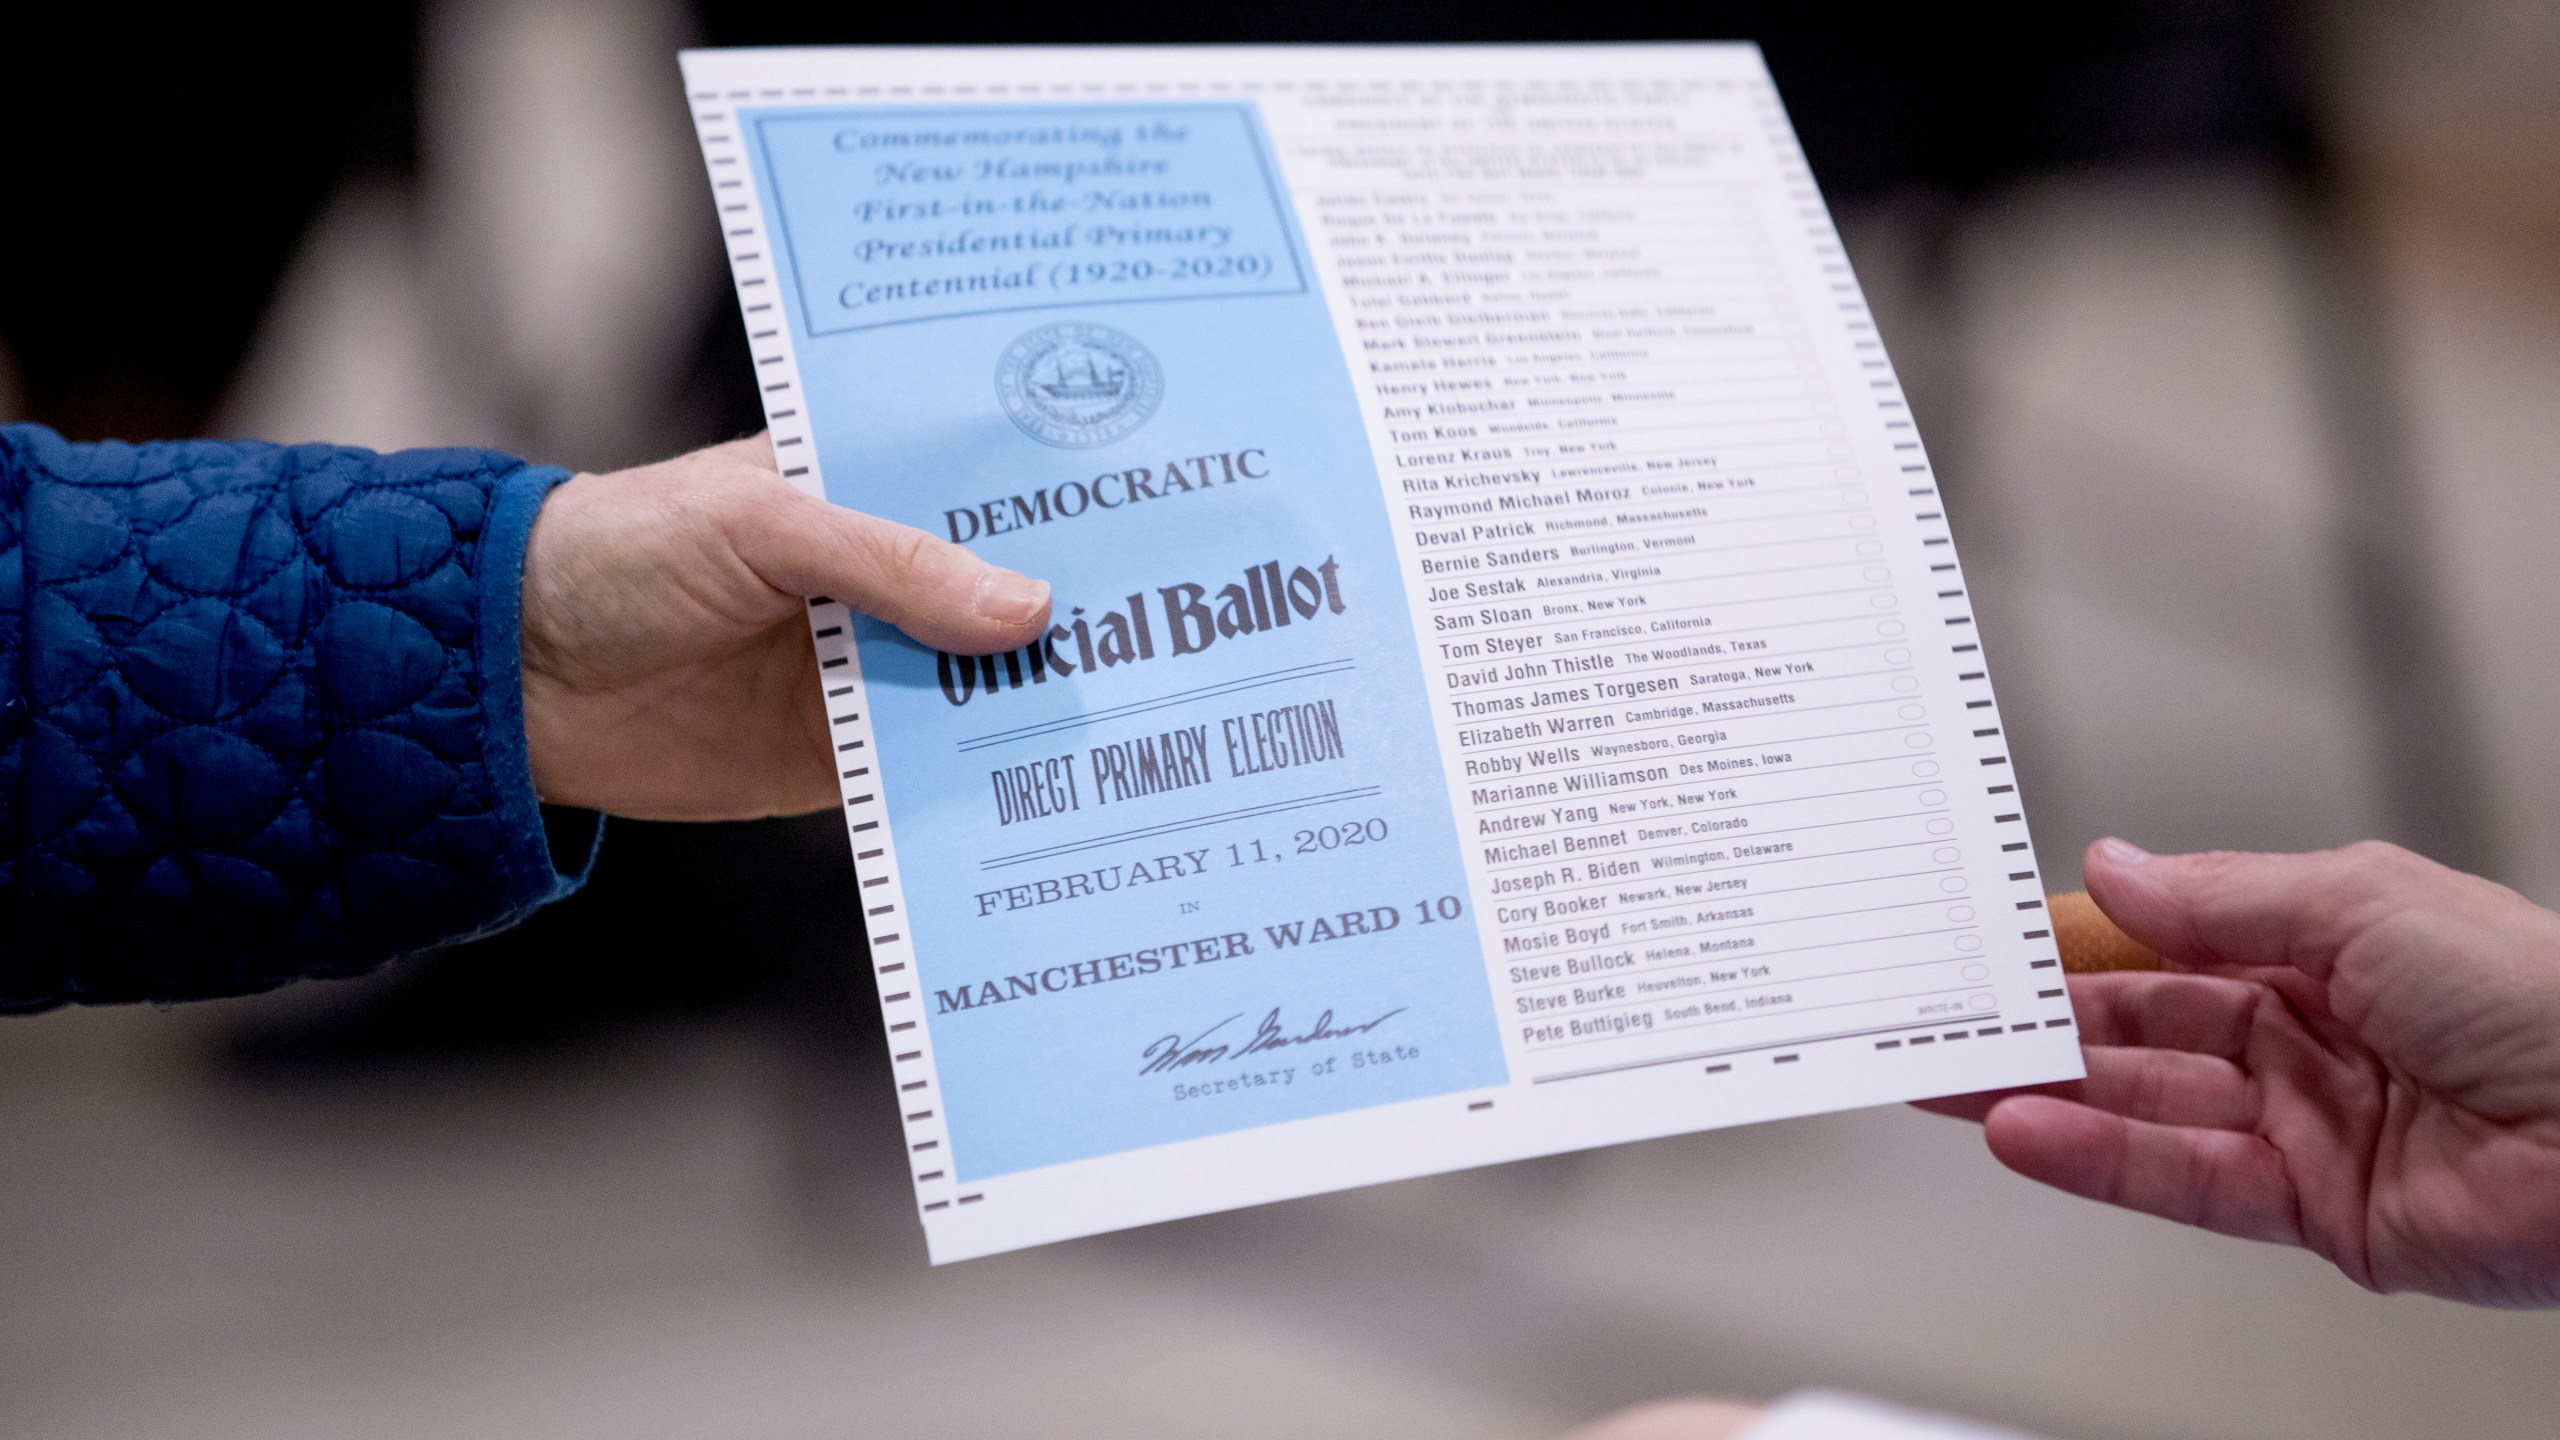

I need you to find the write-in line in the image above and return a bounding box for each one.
[1531,1004,1999,1082]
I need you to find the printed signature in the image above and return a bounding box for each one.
[1137,1005,1407,1075]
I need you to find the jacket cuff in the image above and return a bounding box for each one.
[468,461,603,934]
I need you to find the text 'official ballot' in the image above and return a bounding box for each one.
[679,42,2085,1262]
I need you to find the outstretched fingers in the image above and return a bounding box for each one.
[1915,969,2264,1124]
[1985,1094,2303,1245]
[2070,970,2259,1055]
[2081,836,2461,983]
[1915,1044,2258,1129]
[1914,1086,2067,1124]
[2080,1045,2260,1128]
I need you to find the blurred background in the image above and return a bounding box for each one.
[4,2,2558,1436]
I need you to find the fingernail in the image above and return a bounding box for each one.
[974,569,1050,626]
[2096,836,2151,866]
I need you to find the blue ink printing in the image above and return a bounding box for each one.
[743,99,1508,1181]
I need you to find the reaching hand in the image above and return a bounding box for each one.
[1926,838,2560,1307]
[517,436,1050,820]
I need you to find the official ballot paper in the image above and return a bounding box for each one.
[679,42,2085,1262]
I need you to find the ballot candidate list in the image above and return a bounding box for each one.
[687,44,2078,1260]
[1258,81,2024,1079]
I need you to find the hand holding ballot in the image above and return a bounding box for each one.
[1932,838,2560,1308]
[518,434,1052,820]
[0,424,1043,1002]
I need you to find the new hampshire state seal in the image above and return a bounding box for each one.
[994,322,1165,449]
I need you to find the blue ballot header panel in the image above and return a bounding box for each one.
[755,105,1308,336]
[743,100,1509,1181]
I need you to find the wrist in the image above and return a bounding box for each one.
[479,459,588,886]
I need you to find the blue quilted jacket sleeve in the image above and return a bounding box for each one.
[0,424,597,1011]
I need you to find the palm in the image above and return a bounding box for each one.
[2149,961,2560,1304]
[1932,841,2560,1307]
[528,604,832,821]
[2296,901,2560,1304]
